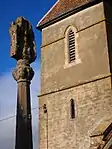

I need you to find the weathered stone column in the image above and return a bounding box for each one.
[9,17,36,149]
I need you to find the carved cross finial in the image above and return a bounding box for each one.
[9,17,36,63]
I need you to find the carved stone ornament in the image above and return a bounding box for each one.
[9,17,36,63]
[12,60,34,82]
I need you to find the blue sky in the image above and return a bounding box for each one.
[0,0,57,149]
[0,0,56,75]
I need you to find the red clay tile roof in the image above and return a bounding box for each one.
[37,0,93,28]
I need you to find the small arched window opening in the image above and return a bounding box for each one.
[70,99,75,119]
[68,29,76,63]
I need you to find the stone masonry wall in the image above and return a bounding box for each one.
[39,77,112,149]
[40,2,110,95]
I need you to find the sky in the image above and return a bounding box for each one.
[0,0,57,149]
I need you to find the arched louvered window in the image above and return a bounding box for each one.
[64,26,81,68]
[68,29,76,63]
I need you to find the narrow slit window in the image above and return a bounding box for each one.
[70,99,75,119]
[68,29,75,63]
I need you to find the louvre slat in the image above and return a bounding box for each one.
[69,43,75,46]
[69,37,75,41]
[69,44,75,47]
[69,39,75,43]
[69,50,75,53]
[69,41,75,43]
[69,31,73,34]
[70,56,75,59]
[70,53,75,56]
[70,60,75,62]
[70,55,75,58]
[70,49,75,52]
[69,42,75,46]
[70,53,75,57]
[69,35,74,38]
[69,39,75,42]
[69,49,75,53]
[69,43,75,45]
[70,51,75,55]
[70,58,75,62]
[69,42,75,45]
[70,58,75,61]
[69,37,75,40]
[69,33,74,35]
[70,52,75,55]
[70,51,75,54]
[69,35,75,38]
[69,45,75,48]
[69,48,75,51]
[69,46,75,49]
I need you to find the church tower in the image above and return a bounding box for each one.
[37,0,112,148]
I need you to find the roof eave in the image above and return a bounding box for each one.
[36,0,103,31]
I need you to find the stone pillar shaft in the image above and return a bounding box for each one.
[15,81,33,149]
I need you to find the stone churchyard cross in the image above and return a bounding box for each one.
[9,17,36,149]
